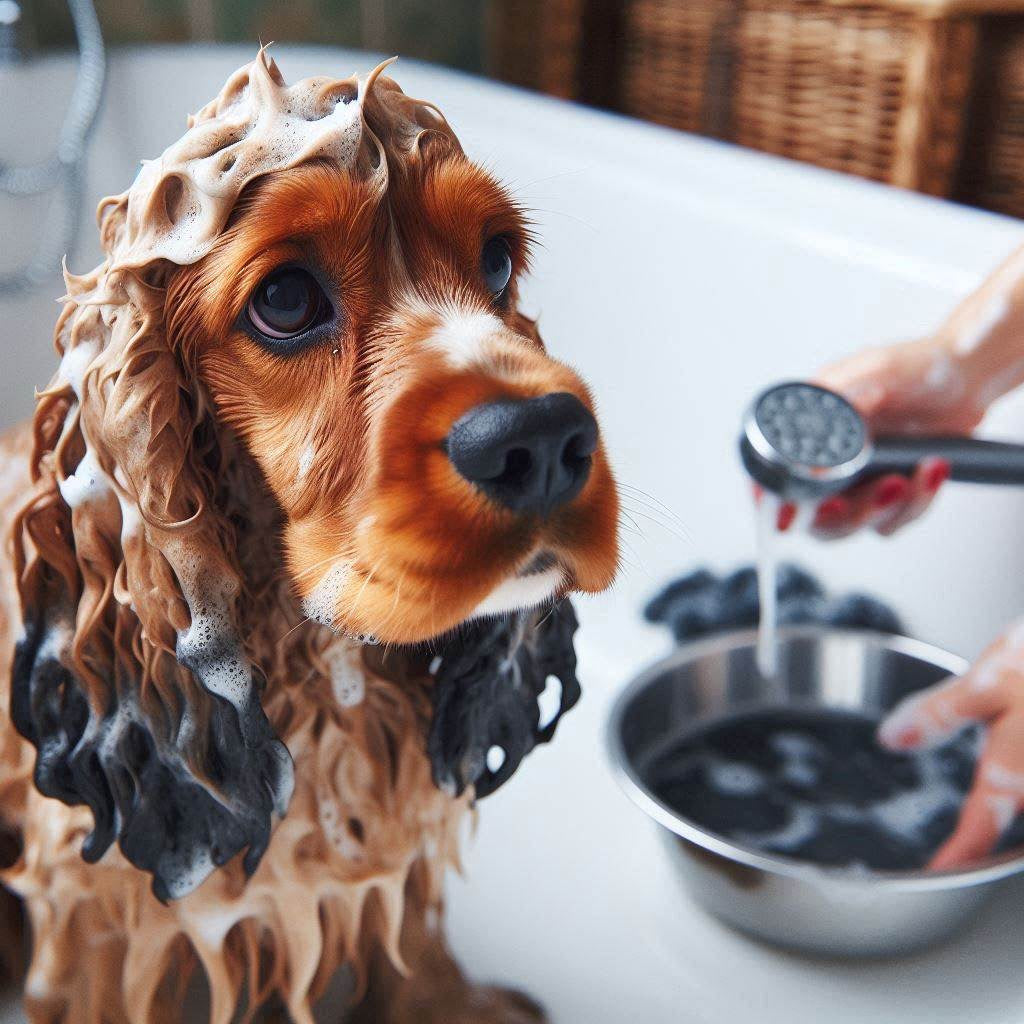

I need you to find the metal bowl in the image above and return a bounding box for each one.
[607,626,1024,957]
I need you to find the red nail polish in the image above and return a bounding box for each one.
[816,496,848,520]
[894,726,922,749]
[777,503,797,531]
[874,476,908,508]
[925,460,951,492]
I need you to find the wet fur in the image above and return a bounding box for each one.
[0,54,617,1023]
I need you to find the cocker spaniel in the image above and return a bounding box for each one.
[0,51,618,1023]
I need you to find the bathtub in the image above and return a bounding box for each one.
[3,43,1024,1024]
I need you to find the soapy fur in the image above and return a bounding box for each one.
[0,50,620,1023]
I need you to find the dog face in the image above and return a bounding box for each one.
[167,86,618,644]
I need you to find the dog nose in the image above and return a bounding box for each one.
[446,392,598,515]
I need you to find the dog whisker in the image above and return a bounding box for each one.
[618,508,647,539]
[618,481,690,535]
[618,537,649,577]
[619,499,689,545]
[619,489,689,534]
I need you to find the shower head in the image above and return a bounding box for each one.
[740,382,871,501]
[740,380,1024,502]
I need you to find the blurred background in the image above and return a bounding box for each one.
[10,0,1024,218]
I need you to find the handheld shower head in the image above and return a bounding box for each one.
[740,382,871,500]
[740,381,1024,501]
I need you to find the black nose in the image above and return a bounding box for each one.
[446,392,598,515]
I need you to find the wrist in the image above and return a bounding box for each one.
[931,325,1017,421]
[933,266,1024,414]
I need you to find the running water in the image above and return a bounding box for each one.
[756,494,781,678]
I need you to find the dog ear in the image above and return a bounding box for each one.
[10,250,293,902]
[427,599,581,798]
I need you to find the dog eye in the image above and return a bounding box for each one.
[247,268,327,341]
[481,237,512,298]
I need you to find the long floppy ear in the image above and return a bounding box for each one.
[427,599,581,798]
[10,206,293,901]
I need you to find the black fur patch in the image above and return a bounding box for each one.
[427,599,581,799]
[11,607,292,902]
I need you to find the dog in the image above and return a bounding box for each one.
[0,51,618,1023]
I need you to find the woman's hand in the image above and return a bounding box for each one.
[764,244,1024,535]
[788,337,985,537]
[878,622,1024,869]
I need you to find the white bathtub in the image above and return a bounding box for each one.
[3,43,1024,1024]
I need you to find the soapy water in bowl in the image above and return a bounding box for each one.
[645,707,1024,871]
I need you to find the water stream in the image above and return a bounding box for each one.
[755,494,781,678]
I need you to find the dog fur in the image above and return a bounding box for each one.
[0,51,618,1023]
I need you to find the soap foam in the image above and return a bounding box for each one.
[954,293,1010,355]
[58,446,110,509]
[303,560,353,630]
[984,762,1024,792]
[113,50,369,271]
[323,638,366,708]
[174,567,252,710]
[706,761,763,796]
[318,791,365,863]
[58,339,98,399]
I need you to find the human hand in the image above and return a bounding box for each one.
[772,337,983,536]
[878,622,1024,869]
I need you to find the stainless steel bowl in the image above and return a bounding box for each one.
[607,626,1024,957]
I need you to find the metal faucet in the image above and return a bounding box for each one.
[0,0,105,294]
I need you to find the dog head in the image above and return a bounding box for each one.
[164,56,619,643]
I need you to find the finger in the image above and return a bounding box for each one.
[930,717,1024,870]
[875,458,950,537]
[777,502,796,532]
[864,474,913,530]
[878,673,1003,751]
[810,474,910,539]
[810,494,856,537]
[750,485,797,531]
[930,787,1007,871]
[814,350,891,417]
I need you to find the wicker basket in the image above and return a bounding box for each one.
[619,0,739,134]
[620,0,980,196]
[486,0,586,99]
[489,0,1024,213]
[955,17,1024,216]
[735,2,978,193]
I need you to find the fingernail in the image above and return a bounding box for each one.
[777,503,797,531]
[925,459,951,492]
[874,475,908,509]
[878,721,921,750]
[816,496,848,518]
[877,699,925,749]
[752,484,763,505]
[891,726,921,750]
